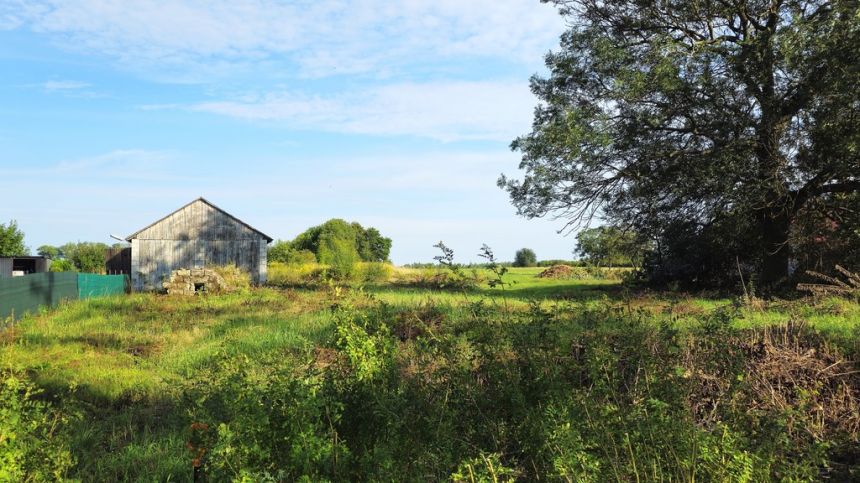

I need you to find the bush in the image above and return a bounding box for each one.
[49,259,76,272]
[268,241,317,266]
[359,262,394,283]
[513,248,537,267]
[0,371,74,481]
[286,249,317,265]
[319,236,359,281]
[268,262,327,287]
[267,240,293,263]
[185,355,349,481]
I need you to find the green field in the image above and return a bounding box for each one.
[2,268,860,481]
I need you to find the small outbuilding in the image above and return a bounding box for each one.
[0,256,51,278]
[126,198,273,291]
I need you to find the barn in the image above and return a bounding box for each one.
[126,198,273,291]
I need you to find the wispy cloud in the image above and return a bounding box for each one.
[188,80,536,142]
[4,0,564,79]
[42,80,90,91]
[54,149,176,180]
[7,149,179,181]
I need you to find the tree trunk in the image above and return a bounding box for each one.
[760,211,791,287]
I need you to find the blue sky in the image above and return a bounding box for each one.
[1,0,577,264]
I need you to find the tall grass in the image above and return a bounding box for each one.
[1,269,859,480]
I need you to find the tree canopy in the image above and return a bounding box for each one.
[575,226,645,268]
[280,219,392,264]
[514,248,538,267]
[37,245,59,259]
[0,220,28,257]
[500,0,860,286]
[60,242,109,274]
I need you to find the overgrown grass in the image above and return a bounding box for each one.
[1,268,859,480]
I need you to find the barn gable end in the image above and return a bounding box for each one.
[126,198,271,291]
[127,198,272,242]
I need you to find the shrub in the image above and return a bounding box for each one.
[513,248,537,267]
[286,249,317,265]
[269,242,318,266]
[185,355,350,481]
[268,262,326,287]
[267,240,293,263]
[48,259,76,272]
[359,262,394,283]
[319,236,359,281]
[0,371,75,481]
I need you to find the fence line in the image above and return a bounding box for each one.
[0,272,129,322]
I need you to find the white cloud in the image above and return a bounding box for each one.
[0,1,48,30]
[189,80,536,142]
[5,0,564,78]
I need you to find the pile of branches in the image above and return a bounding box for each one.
[684,320,860,442]
[537,265,575,279]
[797,265,860,297]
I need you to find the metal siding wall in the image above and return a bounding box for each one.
[0,259,12,278]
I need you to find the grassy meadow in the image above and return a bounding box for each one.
[2,267,860,481]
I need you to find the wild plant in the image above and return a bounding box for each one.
[478,244,512,312]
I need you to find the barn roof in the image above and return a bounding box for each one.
[126,197,273,242]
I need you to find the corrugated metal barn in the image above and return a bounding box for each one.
[126,198,272,291]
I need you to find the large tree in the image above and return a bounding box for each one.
[500,0,859,285]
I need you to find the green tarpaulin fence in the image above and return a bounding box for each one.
[78,273,128,299]
[0,273,128,322]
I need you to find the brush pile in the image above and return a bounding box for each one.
[537,265,575,279]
